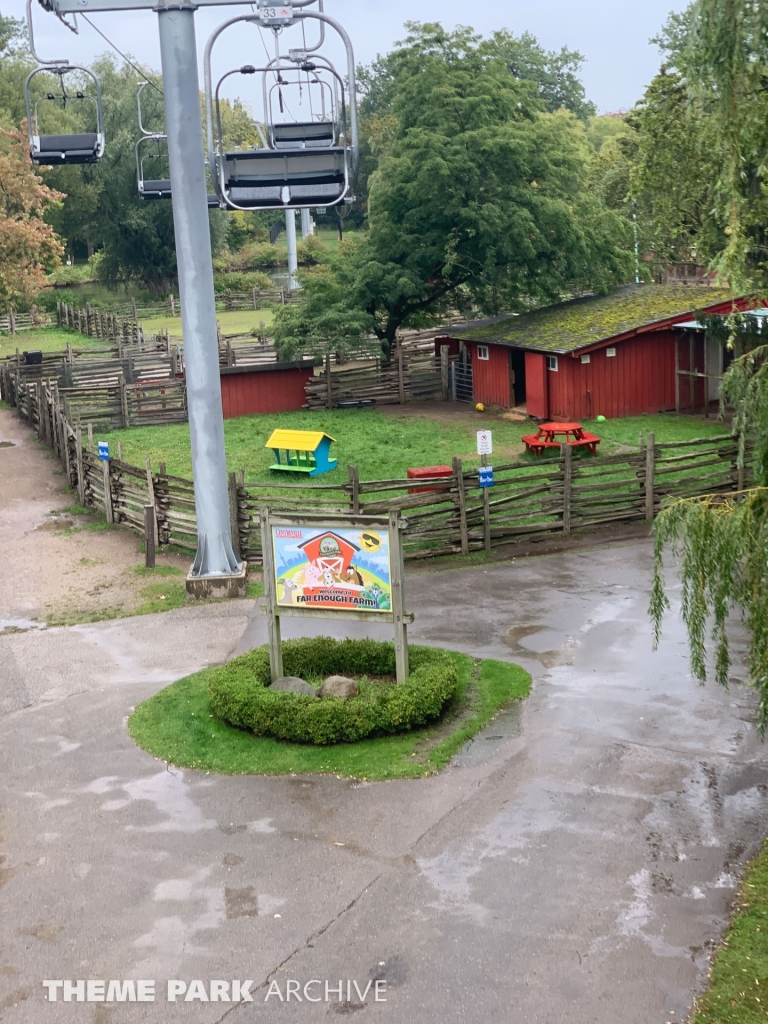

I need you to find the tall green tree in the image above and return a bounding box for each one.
[651,0,768,288]
[352,22,597,223]
[272,259,373,362]
[626,68,723,274]
[345,33,632,356]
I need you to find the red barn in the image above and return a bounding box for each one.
[220,360,319,419]
[437,285,756,420]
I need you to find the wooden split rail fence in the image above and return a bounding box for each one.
[3,372,753,563]
[0,310,53,334]
[306,347,445,409]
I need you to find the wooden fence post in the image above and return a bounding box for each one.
[145,455,158,546]
[33,383,42,438]
[228,472,241,559]
[397,338,406,405]
[61,415,72,487]
[561,443,572,537]
[452,456,469,556]
[389,510,409,684]
[481,453,492,554]
[74,424,83,503]
[87,422,94,453]
[144,505,156,568]
[349,464,360,514]
[260,507,283,681]
[645,432,656,522]
[440,345,449,401]
[39,384,47,442]
[51,382,60,457]
[325,352,333,410]
[119,372,129,428]
[102,456,113,524]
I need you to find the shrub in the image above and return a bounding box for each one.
[208,637,458,745]
[213,270,273,293]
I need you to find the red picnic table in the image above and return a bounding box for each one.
[522,421,601,456]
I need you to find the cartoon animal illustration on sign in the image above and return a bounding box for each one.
[278,578,298,603]
[303,564,323,588]
[344,565,364,587]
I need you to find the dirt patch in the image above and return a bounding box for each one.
[0,409,191,623]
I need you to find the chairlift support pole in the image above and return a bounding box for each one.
[286,209,299,289]
[301,207,312,238]
[157,5,240,578]
[32,0,353,581]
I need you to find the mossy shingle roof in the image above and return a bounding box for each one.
[448,284,739,354]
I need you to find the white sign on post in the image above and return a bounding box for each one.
[477,430,493,456]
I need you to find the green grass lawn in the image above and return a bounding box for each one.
[112,408,733,483]
[690,839,768,1024]
[128,651,531,780]
[0,326,108,357]
[0,309,276,357]
[141,307,275,339]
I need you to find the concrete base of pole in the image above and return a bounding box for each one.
[186,562,248,601]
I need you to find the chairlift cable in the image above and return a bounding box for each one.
[80,14,163,96]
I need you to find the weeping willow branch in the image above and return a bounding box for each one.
[651,488,768,733]
[720,343,768,482]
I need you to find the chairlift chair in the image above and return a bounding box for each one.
[203,7,359,213]
[24,0,105,166]
[135,83,222,208]
[25,65,105,165]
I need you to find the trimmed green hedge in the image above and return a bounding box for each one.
[208,637,458,745]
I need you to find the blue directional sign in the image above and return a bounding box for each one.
[478,466,494,488]
[97,441,110,461]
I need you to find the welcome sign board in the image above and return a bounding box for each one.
[272,524,392,614]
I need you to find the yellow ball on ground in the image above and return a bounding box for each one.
[475,403,485,412]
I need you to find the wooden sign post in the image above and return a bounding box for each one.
[259,510,413,683]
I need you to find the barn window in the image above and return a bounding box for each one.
[546,355,558,371]
[581,354,591,364]
[477,345,490,361]
[606,347,617,357]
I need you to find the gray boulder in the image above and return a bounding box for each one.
[319,675,360,698]
[269,676,317,696]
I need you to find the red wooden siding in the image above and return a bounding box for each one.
[469,342,511,408]
[525,352,548,419]
[220,366,315,419]
[544,331,678,420]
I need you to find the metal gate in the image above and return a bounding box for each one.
[451,355,473,403]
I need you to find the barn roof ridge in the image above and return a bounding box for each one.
[445,283,743,353]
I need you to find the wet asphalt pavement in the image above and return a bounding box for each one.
[1,539,767,1024]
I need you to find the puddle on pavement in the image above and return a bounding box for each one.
[504,623,578,669]
[0,441,16,449]
[0,617,45,634]
[451,702,524,768]
[34,519,74,532]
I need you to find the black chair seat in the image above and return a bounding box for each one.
[33,133,101,165]
[138,182,222,209]
[140,179,172,199]
[272,121,336,149]
[221,147,348,208]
